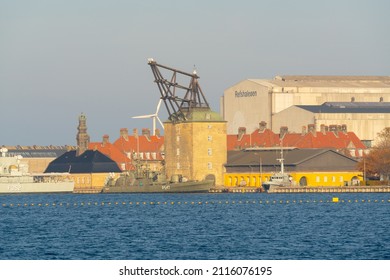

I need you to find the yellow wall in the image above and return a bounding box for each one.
[224,171,363,187]
[71,173,119,192]
[165,120,227,186]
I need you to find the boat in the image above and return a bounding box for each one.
[262,145,292,193]
[102,165,214,193]
[0,148,74,194]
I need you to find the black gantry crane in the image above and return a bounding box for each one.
[148,58,210,123]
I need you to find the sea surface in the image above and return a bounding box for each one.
[0,192,389,260]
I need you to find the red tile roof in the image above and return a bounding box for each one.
[227,127,366,157]
[89,128,164,171]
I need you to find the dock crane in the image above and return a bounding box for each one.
[147,58,210,123]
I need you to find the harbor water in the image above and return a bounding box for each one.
[0,193,389,260]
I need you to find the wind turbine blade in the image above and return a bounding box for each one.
[157,116,164,129]
[132,114,155,119]
[155,99,163,114]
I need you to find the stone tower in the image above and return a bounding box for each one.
[76,113,90,156]
[148,59,227,186]
[164,108,227,186]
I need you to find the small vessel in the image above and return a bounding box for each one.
[102,164,213,193]
[262,146,292,193]
[0,148,74,194]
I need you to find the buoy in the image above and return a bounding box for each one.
[332,197,339,203]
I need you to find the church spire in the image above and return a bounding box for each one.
[76,113,90,156]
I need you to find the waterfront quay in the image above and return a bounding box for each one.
[210,186,390,194]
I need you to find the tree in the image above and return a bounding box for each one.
[358,127,390,180]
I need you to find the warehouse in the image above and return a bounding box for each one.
[221,76,390,144]
[224,148,361,188]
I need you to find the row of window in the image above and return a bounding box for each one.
[131,152,161,160]
[75,176,91,184]
[176,135,213,142]
[176,148,213,156]
[176,162,213,170]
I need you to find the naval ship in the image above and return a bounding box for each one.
[0,148,74,194]
[102,164,213,193]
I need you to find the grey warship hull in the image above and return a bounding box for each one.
[102,179,213,193]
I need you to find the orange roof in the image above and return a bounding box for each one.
[227,127,366,156]
[114,135,164,157]
[88,141,131,171]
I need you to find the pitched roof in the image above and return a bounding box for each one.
[226,148,357,167]
[44,150,121,173]
[113,133,164,160]
[297,102,390,113]
[88,141,131,171]
[226,127,366,157]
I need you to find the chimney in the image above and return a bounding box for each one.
[301,126,307,136]
[120,128,129,141]
[102,134,109,146]
[341,124,347,134]
[320,124,326,135]
[259,121,267,133]
[329,125,339,137]
[280,126,288,139]
[308,124,316,135]
[142,128,151,141]
[132,128,138,138]
[238,127,246,141]
[155,128,160,137]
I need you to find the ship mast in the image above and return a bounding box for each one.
[277,141,285,174]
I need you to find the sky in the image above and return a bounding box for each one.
[1,0,389,146]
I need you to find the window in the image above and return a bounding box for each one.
[316,176,320,183]
[176,148,180,156]
[339,176,344,182]
[332,176,336,183]
[177,162,180,169]
[208,148,212,156]
[176,136,180,142]
[324,176,328,183]
[208,135,212,141]
[207,162,212,170]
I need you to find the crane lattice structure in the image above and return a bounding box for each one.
[148,58,210,123]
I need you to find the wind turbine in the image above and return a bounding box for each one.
[132,99,164,135]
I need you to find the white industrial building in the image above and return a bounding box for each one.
[221,76,390,146]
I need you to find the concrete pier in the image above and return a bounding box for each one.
[266,186,390,193]
[211,186,390,193]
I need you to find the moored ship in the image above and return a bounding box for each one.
[262,146,293,193]
[0,148,74,194]
[102,169,214,193]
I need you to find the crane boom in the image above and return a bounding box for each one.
[147,58,210,123]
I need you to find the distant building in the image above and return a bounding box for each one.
[273,102,390,147]
[45,150,121,193]
[227,122,367,158]
[89,128,165,172]
[221,76,390,146]
[1,145,72,173]
[45,113,121,193]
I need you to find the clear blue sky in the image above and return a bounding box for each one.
[1,0,389,146]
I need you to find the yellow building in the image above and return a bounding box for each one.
[164,108,227,186]
[224,148,362,188]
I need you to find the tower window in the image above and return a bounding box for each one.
[208,148,212,156]
[207,162,212,169]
